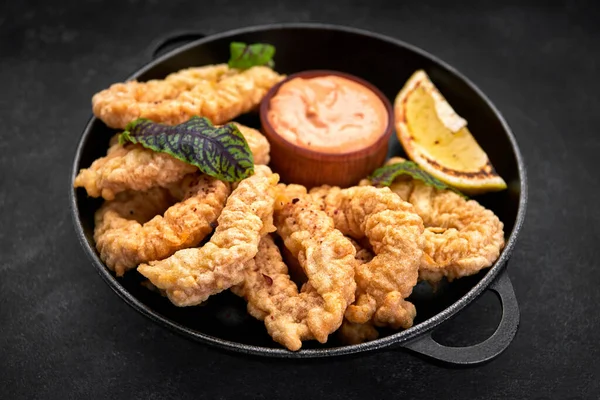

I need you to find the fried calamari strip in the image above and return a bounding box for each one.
[74,123,270,200]
[309,185,424,329]
[279,240,307,286]
[75,139,196,200]
[230,234,314,351]
[231,235,299,322]
[137,166,279,307]
[92,65,284,129]
[233,186,358,350]
[258,197,356,350]
[338,240,379,345]
[94,173,230,276]
[363,157,505,283]
[279,234,372,288]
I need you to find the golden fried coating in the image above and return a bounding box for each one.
[234,228,378,348]
[160,64,232,89]
[338,240,379,345]
[137,166,279,306]
[75,140,196,201]
[279,240,307,286]
[74,123,270,200]
[260,197,357,350]
[309,185,424,329]
[273,183,308,213]
[231,235,299,321]
[235,123,271,166]
[364,157,505,283]
[279,235,371,288]
[94,173,230,276]
[92,65,284,129]
[338,321,380,345]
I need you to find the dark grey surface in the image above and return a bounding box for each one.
[1,0,598,399]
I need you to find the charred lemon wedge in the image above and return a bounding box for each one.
[394,70,506,194]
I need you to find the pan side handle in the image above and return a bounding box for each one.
[148,31,208,60]
[402,270,520,366]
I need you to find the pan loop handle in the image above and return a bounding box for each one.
[402,270,520,366]
[148,31,208,60]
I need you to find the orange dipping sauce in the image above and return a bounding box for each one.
[266,75,389,154]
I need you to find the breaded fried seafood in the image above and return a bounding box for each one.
[92,64,284,129]
[94,173,230,276]
[309,185,424,330]
[76,41,510,352]
[74,123,270,200]
[137,165,279,306]
[363,157,505,284]
[337,241,379,345]
[233,228,356,351]
[267,196,357,350]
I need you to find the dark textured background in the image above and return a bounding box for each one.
[1,0,599,398]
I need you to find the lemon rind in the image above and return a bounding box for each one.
[394,70,507,194]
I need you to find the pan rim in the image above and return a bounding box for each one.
[70,22,528,358]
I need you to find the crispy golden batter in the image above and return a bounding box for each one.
[231,235,299,321]
[364,157,505,283]
[74,123,270,200]
[94,173,230,276]
[275,183,307,201]
[309,185,424,329]
[258,197,356,350]
[338,321,380,345]
[236,123,271,166]
[279,240,307,286]
[279,235,371,289]
[75,141,196,200]
[137,166,279,306]
[338,240,379,345]
[92,65,284,129]
[272,183,308,213]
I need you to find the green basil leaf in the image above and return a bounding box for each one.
[369,161,467,198]
[228,42,275,70]
[119,116,254,182]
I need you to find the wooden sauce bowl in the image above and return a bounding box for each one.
[259,70,393,189]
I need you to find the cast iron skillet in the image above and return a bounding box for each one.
[70,23,527,366]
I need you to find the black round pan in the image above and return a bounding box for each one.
[70,23,528,366]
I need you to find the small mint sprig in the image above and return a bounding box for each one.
[228,42,275,70]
